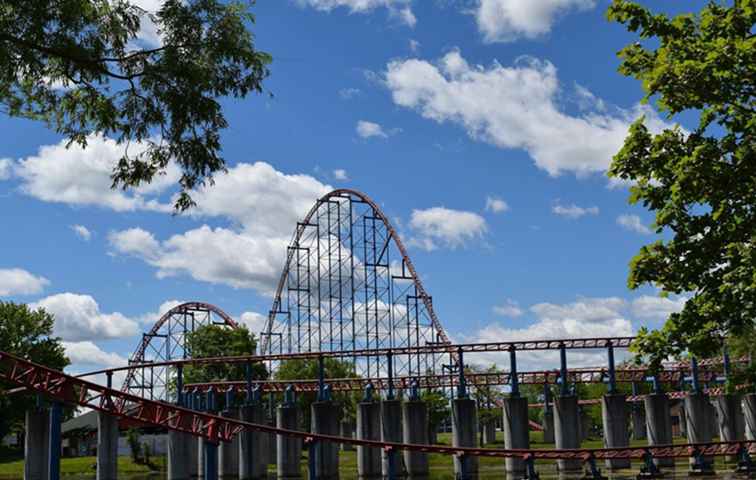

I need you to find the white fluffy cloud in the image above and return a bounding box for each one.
[31,293,139,341]
[70,225,93,241]
[13,135,177,212]
[0,268,50,296]
[385,50,672,178]
[475,0,596,43]
[617,214,652,235]
[239,311,268,335]
[467,297,633,370]
[485,196,509,214]
[408,207,487,251]
[492,299,523,317]
[339,88,361,100]
[333,169,349,181]
[631,295,688,322]
[552,202,599,219]
[110,226,288,294]
[356,120,389,139]
[0,158,11,180]
[63,341,128,368]
[106,161,332,295]
[297,0,416,26]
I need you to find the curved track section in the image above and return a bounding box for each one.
[262,189,450,378]
[122,302,238,401]
[2,350,753,461]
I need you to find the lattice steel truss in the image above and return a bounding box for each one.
[122,302,238,401]
[262,189,451,379]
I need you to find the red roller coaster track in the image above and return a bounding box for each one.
[2,350,753,461]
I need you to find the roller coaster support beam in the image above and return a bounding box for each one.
[631,382,646,440]
[644,386,674,469]
[402,382,429,480]
[203,389,219,480]
[25,395,50,480]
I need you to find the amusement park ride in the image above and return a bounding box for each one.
[2,189,756,480]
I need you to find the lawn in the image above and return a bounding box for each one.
[0,431,737,479]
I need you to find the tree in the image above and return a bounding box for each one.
[0,0,271,211]
[183,324,267,384]
[0,302,69,440]
[607,0,756,370]
[275,358,360,429]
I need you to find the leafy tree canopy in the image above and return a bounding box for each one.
[607,0,756,370]
[0,302,69,439]
[0,0,271,211]
[184,324,267,384]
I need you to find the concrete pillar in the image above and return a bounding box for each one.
[715,394,744,462]
[678,404,687,438]
[198,438,205,480]
[169,431,197,480]
[240,404,267,480]
[402,400,429,480]
[542,407,554,443]
[451,398,478,480]
[481,420,496,445]
[24,407,50,480]
[579,405,591,440]
[357,401,381,480]
[381,399,405,478]
[744,393,756,441]
[268,409,277,465]
[644,393,674,468]
[96,413,119,480]
[340,420,355,451]
[554,395,581,472]
[631,403,646,440]
[502,396,529,476]
[276,403,302,480]
[218,409,240,480]
[685,393,713,465]
[311,401,339,480]
[601,394,630,470]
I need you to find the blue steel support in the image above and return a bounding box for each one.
[204,388,218,480]
[106,371,113,389]
[607,342,617,394]
[723,347,732,381]
[318,354,325,401]
[691,357,701,394]
[509,347,519,397]
[49,402,62,480]
[559,343,569,396]
[652,375,662,394]
[387,350,394,400]
[457,346,467,399]
[176,365,184,407]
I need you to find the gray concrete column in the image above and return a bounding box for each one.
[340,420,355,451]
[644,393,674,468]
[275,403,302,480]
[311,401,340,480]
[381,399,405,478]
[24,407,50,480]
[715,394,744,462]
[579,405,591,440]
[601,394,630,470]
[715,394,744,442]
[481,420,496,445]
[169,431,197,480]
[240,404,268,480]
[268,410,277,466]
[631,403,646,440]
[402,400,429,480]
[97,412,119,480]
[542,408,554,443]
[502,396,529,476]
[451,398,478,480]
[744,393,756,441]
[218,409,240,480]
[554,395,581,472]
[357,401,381,480]
[678,404,687,438]
[685,393,713,465]
[198,438,205,480]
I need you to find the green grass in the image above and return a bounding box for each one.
[0,432,738,479]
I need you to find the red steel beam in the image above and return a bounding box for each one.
[1,351,753,460]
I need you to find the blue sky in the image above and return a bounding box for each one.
[0,0,701,379]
